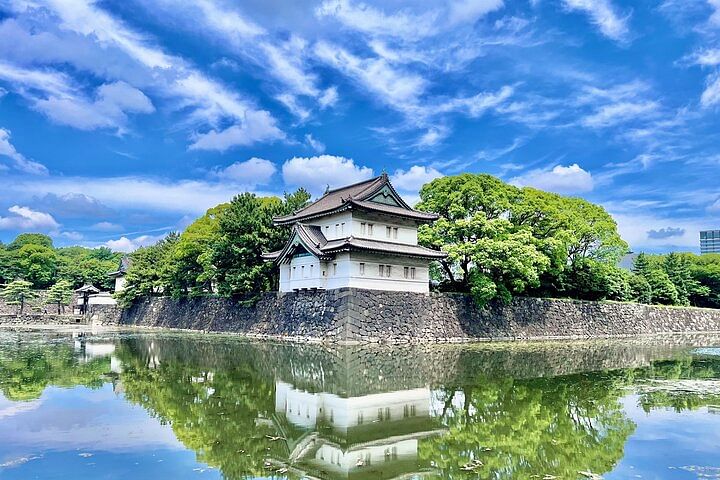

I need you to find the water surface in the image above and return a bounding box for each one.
[1,329,720,479]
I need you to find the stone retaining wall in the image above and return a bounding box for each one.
[0,314,85,326]
[87,288,720,343]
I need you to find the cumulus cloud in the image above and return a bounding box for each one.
[510,163,594,194]
[213,157,277,184]
[0,206,60,231]
[647,227,685,239]
[562,0,630,42]
[105,234,166,253]
[282,155,373,194]
[0,128,48,175]
[391,166,444,192]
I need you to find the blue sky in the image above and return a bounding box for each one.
[0,0,719,253]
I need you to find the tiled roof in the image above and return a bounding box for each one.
[263,225,447,263]
[322,237,447,259]
[273,173,436,224]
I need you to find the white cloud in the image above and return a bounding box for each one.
[562,0,630,42]
[315,0,440,39]
[319,87,339,109]
[0,128,48,175]
[0,205,60,231]
[510,164,594,194]
[0,3,285,149]
[91,221,123,232]
[15,176,264,215]
[581,101,659,128]
[34,80,154,132]
[391,166,444,192]
[59,230,84,241]
[701,72,720,108]
[708,197,720,212]
[189,111,284,151]
[314,41,428,112]
[436,86,514,118]
[105,234,166,253]
[282,155,373,194]
[213,157,277,184]
[448,0,504,26]
[610,211,707,250]
[304,133,326,153]
[416,126,450,147]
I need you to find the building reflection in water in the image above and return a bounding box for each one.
[273,381,444,479]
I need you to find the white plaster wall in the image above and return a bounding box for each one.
[114,276,126,292]
[308,212,353,241]
[325,253,352,290]
[315,439,419,471]
[350,213,418,245]
[280,255,328,292]
[346,252,429,293]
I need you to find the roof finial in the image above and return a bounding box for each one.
[380,168,388,180]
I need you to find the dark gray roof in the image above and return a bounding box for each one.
[322,237,447,259]
[273,173,438,225]
[75,284,100,293]
[109,255,132,277]
[262,224,333,262]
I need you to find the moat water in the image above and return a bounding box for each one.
[1,329,720,479]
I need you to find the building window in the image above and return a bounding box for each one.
[386,226,392,238]
[411,267,416,279]
[325,225,330,235]
[301,265,305,278]
[404,267,409,279]
[357,411,364,425]
[379,264,385,277]
[359,263,365,275]
[292,267,296,278]
[341,222,345,235]
[333,263,337,275]
[385,265,391,277]
[310,264,314,277]
[335,223,340,236]
[368,224,374,236]
[360,222,366,234]
[393,227,399,239]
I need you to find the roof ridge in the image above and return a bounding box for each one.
[322,174,383,197]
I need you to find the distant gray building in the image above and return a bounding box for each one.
[701,230,720,254]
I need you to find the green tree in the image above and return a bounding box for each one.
[8,233,53,250]
[16,243,58,288]
[115,233,180,307]
[646,269,680,305]
[46,279,74,314]
[417,174,626,305]
[56,247,120,290]
[632,252,652,276]
[163,203,229,297]
[0,280,36,313]
[562,258,631,301]
[629,273,652,304]
[212,189,310,298]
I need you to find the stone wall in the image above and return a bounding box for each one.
[0,314,85,326]
[0,290,75,315]
[88,288,720,343]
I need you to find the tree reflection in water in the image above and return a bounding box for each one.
[1,332,720,479]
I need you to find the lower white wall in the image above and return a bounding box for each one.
[278,252,430,293]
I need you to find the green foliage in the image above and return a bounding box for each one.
[212,190,310,298]
[46,279,74,314]
[8,233,53,250]
[0,234,120,289]
[0,341,109,401]
[417,173,627,306]
[115,233,179,307]
[0,280,36,313]
[629,273,652,304]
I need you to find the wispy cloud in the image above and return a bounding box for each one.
[561,0,630,43]
[0,127,48,175]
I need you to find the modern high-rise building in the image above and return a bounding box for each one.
[701,230,720,254]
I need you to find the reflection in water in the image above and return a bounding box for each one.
[1,331,720,479]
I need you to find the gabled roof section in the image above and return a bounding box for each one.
[262,224,331,263]
[273,173,438,225]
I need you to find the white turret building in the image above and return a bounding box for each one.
[263,173,446,293]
